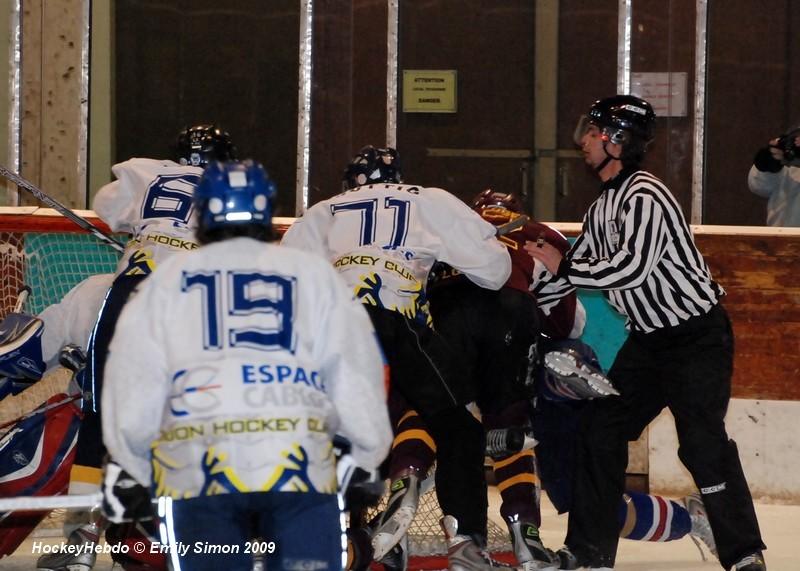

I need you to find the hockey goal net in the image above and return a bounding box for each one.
[0,207,122,319]
[368,481,514,568]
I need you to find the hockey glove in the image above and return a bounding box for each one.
[101,461,153,524]
[334,437,385,510]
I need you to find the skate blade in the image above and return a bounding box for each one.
[545,352,619,397]
[520,560,558,571]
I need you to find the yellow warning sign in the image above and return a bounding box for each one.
[402,70,457,113]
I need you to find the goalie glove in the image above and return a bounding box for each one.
[101,460,153,524]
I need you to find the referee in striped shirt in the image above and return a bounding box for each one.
[528,95,766,571]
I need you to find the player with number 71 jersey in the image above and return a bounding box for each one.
[282,181,512,325]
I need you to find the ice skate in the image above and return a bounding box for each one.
[555,545,578,570]
[371,471,420,560]
[36,522,99,571]
[732,551,766,571]
[441,515,515,570]
[377,532,408,571]
[554,545,613,570]
[543,350,619,399]
[507,520,557,570]
[683,492,717,561]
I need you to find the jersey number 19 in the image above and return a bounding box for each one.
[181,270,296,353]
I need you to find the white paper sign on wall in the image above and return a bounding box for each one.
[631,72,688,118]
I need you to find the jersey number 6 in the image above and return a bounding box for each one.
[181,270,296,353]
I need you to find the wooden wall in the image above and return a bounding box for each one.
[698,231,800,401]
[19,0,86,208]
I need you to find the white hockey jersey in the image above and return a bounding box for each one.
[93,158,204,278]
[38,273,114,369]
[281,183,511,325]
[102,237,391,498]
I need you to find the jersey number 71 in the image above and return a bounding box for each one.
[330,197,410,248]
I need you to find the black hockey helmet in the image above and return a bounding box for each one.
[574,95,656,168]
[176,124,237,167]
[342,146,403,190]
[575,95,656,147]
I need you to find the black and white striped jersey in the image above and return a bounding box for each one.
[548,168,723,333]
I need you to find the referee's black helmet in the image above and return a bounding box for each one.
[587,95,656,146]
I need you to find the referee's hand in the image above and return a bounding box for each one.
[524,240,563,275]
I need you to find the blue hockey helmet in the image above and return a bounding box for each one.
[194,160,276,232]
[176,124,237,167]
[342,145,403,190]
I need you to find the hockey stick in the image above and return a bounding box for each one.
[0,492,102,512]
[0,164,125,253]
[0,393,82,432]
[495,214,529,237]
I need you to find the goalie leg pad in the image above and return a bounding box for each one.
[0,313,45,399]
[371,472,421,560]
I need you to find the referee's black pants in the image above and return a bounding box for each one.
[365,306,489,541]
[565,304,765,570]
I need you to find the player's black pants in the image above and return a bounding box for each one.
[429,283,539,415]
[565,304,765,570]
[365,306,488,540]
[74,274,147,470]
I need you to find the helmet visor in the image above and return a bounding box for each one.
[573,115,592,146]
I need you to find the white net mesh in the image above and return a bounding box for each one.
[0,228,120,319]
[366,476,513,560]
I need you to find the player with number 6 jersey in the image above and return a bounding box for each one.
[36,126,241,571]
[93,158,203,277]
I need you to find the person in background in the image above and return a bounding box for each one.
[747,126,800,227]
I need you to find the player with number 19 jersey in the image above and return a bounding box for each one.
[93,158,204,277]
[281,183,511,324]
[102,237,391,498]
